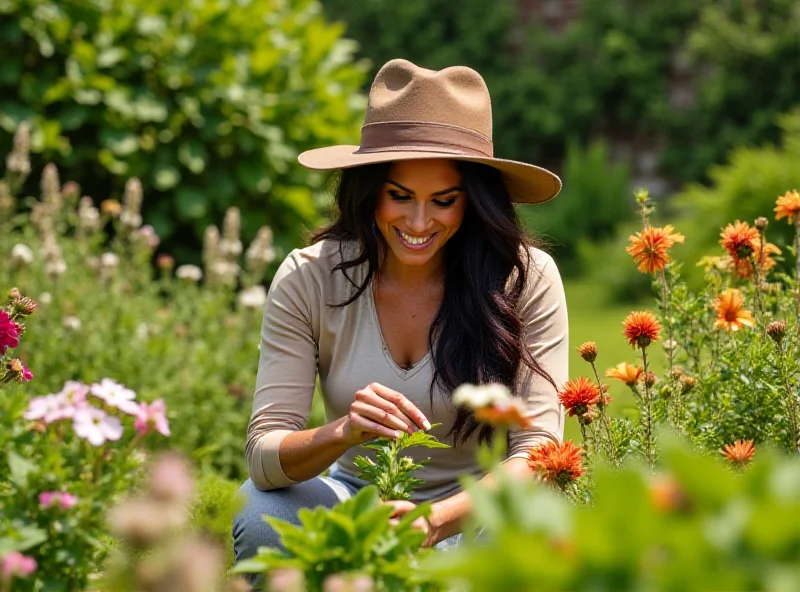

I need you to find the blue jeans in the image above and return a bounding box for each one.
[232,466,463,563]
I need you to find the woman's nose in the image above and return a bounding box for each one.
[406,202,431,233]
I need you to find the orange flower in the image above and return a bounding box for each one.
[527,440,584,487]
[720,440,755,466]
[713,288,755,332]
[626,225,685,274]
[720,220,759,260]
[474,400,531,429]
[731,235,782,279]
[578,341,597,363]
[775,189,800,224]
[557,377,601,416]
[650,474,690,513]
[605,362,643,386]
[622,311,661,348]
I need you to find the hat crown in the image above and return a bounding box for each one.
[364,59,493,140]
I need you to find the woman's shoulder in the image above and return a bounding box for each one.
[518,243,564,302]
[272,239,362,295]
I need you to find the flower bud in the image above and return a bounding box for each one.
[61,181,80,202]
[679,375,697,395]
[12,296,37,317]
[578,341,597,363]
[156,254,175,271]
[766,320,787,345]
[100,199,122,218]
[755,217,769,231]
[644,372,657,388]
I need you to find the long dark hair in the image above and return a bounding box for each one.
[312,160,555,444]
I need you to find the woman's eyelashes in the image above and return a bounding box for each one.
[387,190,457,208]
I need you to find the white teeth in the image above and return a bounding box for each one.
[399,231,434,245]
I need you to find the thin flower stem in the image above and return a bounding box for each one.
[777,343,800,453]
[641,345,654,467]
[659,269,675,375]
[590,362,618,462]
[795,219,800,323]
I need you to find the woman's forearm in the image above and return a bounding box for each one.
[277,416,354,483]
[430,457,532,544]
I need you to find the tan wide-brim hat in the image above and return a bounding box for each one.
[298,59,562,205]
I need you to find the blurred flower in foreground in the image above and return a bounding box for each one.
[713,288,755,332]
[775,189,800,223]
[721,439,755,466]
[527,440,584,489]
[39,491,79,510]
[626,225,684,274]
[237,285,267,310]
[0,551,37,580]
[453,383,530,428]
[623,311,661,348]
[605,362,643,386]
[650,474,691,513]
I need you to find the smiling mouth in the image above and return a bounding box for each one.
[395,228,436,248]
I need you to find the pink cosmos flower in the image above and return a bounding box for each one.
[89,378,138,415]
[39,491,78,510]
[23,394,65,424]
[0,310,21,354]
[1,551,37,578]
[73,406,123,446]
[134,399,171,437]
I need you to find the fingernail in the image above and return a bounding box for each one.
[394,430,403,439]
[423,420,432,431]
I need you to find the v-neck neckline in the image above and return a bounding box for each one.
[367,279,432,381]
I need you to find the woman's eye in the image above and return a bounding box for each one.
[433,197,457,207]
[388,190,411,201]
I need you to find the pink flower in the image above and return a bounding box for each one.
[134,399,171,437]
[73,406,123,446]
[1,551,37,578]
[4,358,32,383]
[89,378,138,415]
[24,394,64,424]
[56,381,89,419]
[39,491,78,510]
[0,310,21,354]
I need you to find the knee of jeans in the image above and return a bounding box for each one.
[232,480,283,561]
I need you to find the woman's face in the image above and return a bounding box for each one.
[374,159,467,270]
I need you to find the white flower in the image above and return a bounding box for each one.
[44,259,67,277]
[237,285,267,310]
[136,322,149,341]
[90,378,138,415]
[175,265,203,282]
[452,383,512,410]
[100,252,120,269]
[38,292,52,305]
[63,316,82,331]
[11,244,34,266]
[73,406,123,446]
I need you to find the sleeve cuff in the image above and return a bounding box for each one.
[248,429,298,491]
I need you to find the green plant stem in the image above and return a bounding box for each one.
[641,345,654,467]
[777,343,800,452]
[590,362,618,462]
[795,219,800,324]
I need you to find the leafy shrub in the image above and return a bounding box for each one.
[521,138,632,274]
[0,0,367,260]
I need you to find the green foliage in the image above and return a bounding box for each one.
[521,139,632,273]
[0,0,367,260]
[190,472,245,568]
[232,486,440,591]
[354,426,450,501]
[674,110,800,285]
[424,435,800,591]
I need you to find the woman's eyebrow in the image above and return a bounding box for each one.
[386,180,462,196]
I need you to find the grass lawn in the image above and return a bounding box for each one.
[562,277,664,442]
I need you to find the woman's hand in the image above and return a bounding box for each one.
[341,382,431,445]
[384,500,439,548]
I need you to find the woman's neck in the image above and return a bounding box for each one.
[378,249,445,289]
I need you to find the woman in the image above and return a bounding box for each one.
[233,59,569,559]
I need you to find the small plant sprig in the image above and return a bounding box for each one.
[354,427,449,501]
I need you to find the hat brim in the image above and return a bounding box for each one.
[298,145,561,205]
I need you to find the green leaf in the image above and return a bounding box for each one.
[175,187,208,220]
[7,451,36,489]
[178,140,208,174]
[153,163,181,190]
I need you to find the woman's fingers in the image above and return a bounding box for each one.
[354,391,417,434]
[350,401,411,434]
[348,411,402,440]
[368,382,431,431]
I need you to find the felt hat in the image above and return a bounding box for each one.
[298,59,562,204]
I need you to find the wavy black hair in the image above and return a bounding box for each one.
[312,160,554,444]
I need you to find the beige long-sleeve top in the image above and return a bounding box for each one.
[246,239,568,503]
